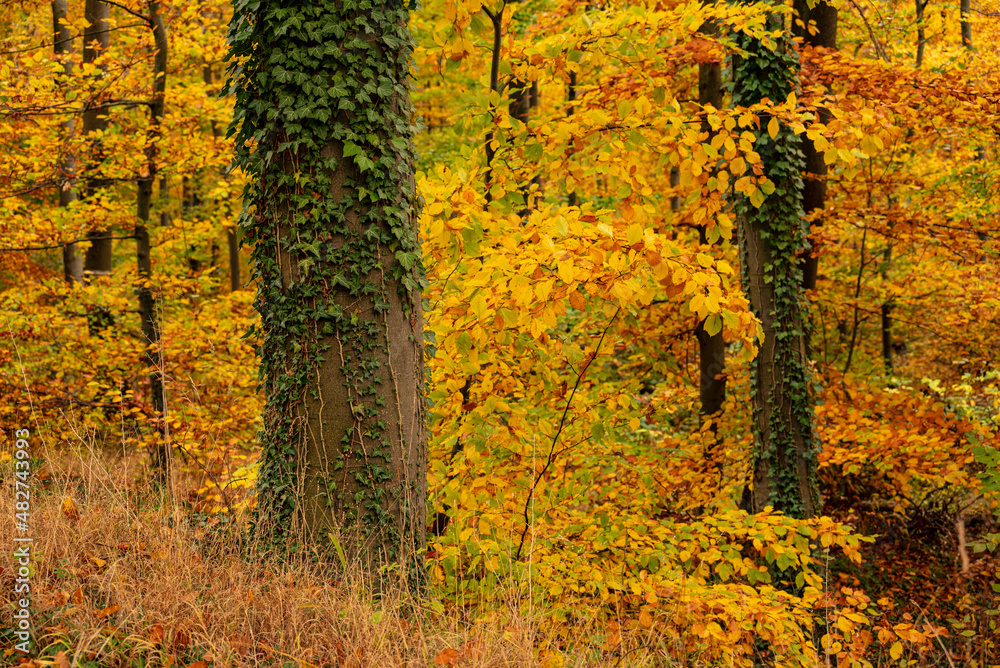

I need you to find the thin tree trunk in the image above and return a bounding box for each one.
[879,241,894,372]
[483,7,502,202]
[228,228,241,291]
[793,0,836,296]
[201,62,241,291]
[961,0,972,47]
[53,0,83,284]
[915,0,926,68]
[82,0,113,280]
[509,77,539,216]
[566,70,579,209]
[694,10,727,427]
[137,0,168,487]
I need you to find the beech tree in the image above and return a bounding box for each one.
[733,1,820,518]
[227,0,427,573]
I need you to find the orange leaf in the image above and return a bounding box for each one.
[53,651,69,668]
[149,624,164,646]
[434,648,460,665]
[95,605,120,620]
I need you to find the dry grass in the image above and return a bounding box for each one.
[0,447,578,668]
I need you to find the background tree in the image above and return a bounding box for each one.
[81,0,112,282]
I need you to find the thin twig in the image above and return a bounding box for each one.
[515,307,621,560]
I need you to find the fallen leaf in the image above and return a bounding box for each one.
[149,624,164,645]
[639,610,653,629]
[186,662,209,668]
[434,648,460,666]
[71,588,84,604]
[173,626,190,650]
[61,497,79,520]
[890,641,903,660]
[53,652,70,668]
[95,605,120,620]
[88,554,106,569]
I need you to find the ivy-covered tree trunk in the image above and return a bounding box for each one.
[228,0,427,575]
[733,6,820,518]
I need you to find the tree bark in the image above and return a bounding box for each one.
[228,227,241,291]
[566,70,579,209]
[52,0,83,284]
[733,3,820,519]
[202,62,241,291]
[915,0,926,68]
[961,0,972,48]
[695,12,727,425]
[879,241,894,372]
[137,0,168,487]
[232,0,427,577]
[793,0,836,295]
[82,0,113,280]
[509,77,540,216]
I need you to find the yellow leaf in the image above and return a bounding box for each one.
[889,641,903,660]
[767,116,779,139]
[62,496,80,520]
[470,293,487,319]
[626,224,642,245]
[558,260,575,283]
[837,615,854,634]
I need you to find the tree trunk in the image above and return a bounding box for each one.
[566,70,578,209]
[695,12,727,426]
[509,77,540,216]
[200,63,241,290]
[879,241,894,372]
[915,0,926,68]
[82,0,113,280]
[960,0,972,48]
[231,0,427,577]
[793,0,836,295]
[53,0,83,284]
[137,0,168,487]
[733,4,820,519]
[228,227,241,291]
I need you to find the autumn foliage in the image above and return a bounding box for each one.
[1,0,999,665]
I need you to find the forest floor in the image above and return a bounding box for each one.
[1,447,998,668]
